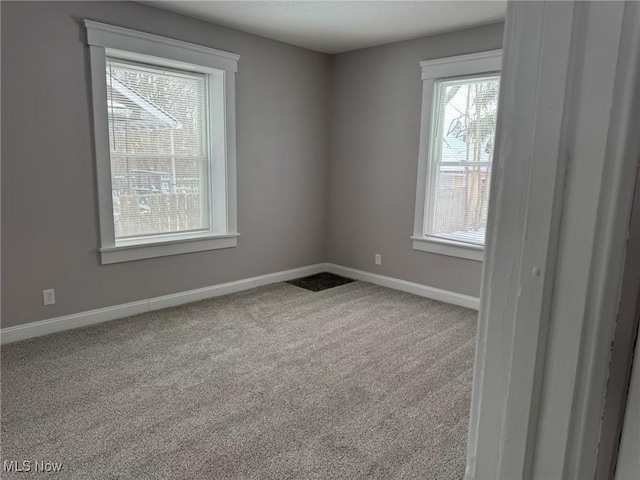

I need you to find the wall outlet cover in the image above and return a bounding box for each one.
[43,289,56,306]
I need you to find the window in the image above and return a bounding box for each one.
[85,21,240,264]
[412,50,501,262]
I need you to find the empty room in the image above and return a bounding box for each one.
[2,1,639,479]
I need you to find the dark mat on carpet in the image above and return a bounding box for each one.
[286,272,355,291]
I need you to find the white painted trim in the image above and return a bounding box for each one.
[147,264,324,310]
[325,264,480,310]
[545,2,640,477]
[111,231,239,249]
[0,264,326,345]
[84,20,240,72]
[496,4,577,475]
[100,234,239,264]
[0,263,479,344]
[596,120,640,478]
[467,2,640,479]
[224,71,238,234]
[467,3,578,477]
[412,78,435,239]
[420,49,502,79]
[0,300,151,345]
[85,20,239,264]
[88,45,116,249]
[413,49,501,261]
[411,236,484,262]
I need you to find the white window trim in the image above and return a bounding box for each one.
[411,236,485,262]
[412,49,502,262]
[85,20,240,264]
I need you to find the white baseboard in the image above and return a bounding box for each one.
[0,264,326,345]
[0,300,151,346]
[147,264,325,311]
[0,262,479,345]
[324,263,480,310]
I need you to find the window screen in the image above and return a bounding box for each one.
[426,74,500,245]
[106,59,209,240]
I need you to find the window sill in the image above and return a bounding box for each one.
[100,233,239,264]
[411,236,484,262]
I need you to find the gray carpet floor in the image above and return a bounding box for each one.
[1,281,477,479]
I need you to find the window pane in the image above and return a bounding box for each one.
[106,59,209,239]
[427,75,500,245]
[431,165,492,245]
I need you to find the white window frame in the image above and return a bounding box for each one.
[85,21,240,264]
[412,49,502,262]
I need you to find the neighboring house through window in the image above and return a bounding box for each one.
[412,50,502,262]
[85,21,240,264]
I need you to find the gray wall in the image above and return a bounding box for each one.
[326,24,504,297]
[1,1,330,327]
[1,1,503,329]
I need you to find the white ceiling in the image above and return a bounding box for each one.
[142,1,506,54]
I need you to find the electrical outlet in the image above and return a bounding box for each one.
[42,289,56,306]
[375,254,382,265]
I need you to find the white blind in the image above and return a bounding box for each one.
[106,58,209,240]
[427,74,500,245]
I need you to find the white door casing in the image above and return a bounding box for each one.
[466,1,640,478]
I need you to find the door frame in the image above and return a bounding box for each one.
[466,1,640,478]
